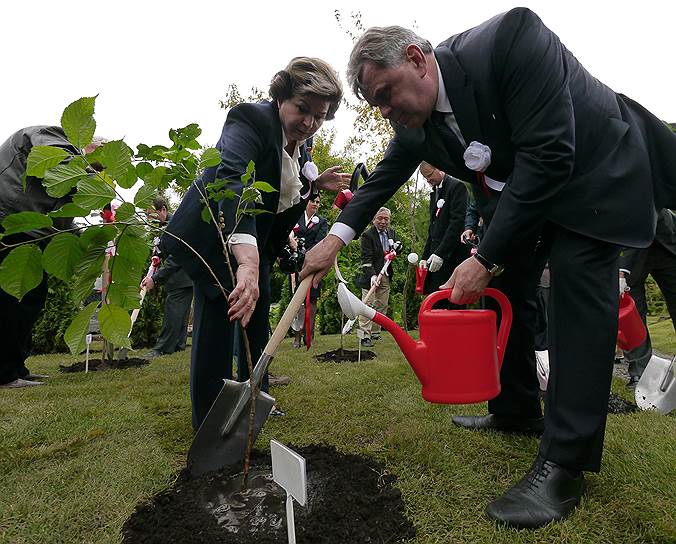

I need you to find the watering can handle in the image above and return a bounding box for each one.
[420,288,513,366]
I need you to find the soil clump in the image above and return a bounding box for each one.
[122,444,415,544]
[315,349,376,363]
[59,357,149,373]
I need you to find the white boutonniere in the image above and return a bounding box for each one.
[311,216,319,224]
[463,141,492,195]
[435,198,445,217]
[301,161,319,181]
[463,141,491,172]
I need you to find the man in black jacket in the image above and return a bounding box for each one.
[0,126,101,388]
[356,207,398,346]
[141,197,193,358]
[619,208,676,386]
[419,162,468,295]
[301,9,676,528]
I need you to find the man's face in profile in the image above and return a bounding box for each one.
[146,206,168,223]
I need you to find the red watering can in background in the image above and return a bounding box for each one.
[617,292,647,351]
[415,262,428,294]
[337,285,512,404]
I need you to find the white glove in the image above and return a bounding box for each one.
[370,275,380,287]
[619,275,628,296]
[427,254,444,273]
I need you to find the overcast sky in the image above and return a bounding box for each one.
[2,0,674,155]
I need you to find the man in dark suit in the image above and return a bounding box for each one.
[141,197,193,358]
[619,208,676,386]
[301,9,676,528]
[418,162,469,295]
[355,207,399,346]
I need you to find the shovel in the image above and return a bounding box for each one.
[635,353,676,415]
[187,275,313,476]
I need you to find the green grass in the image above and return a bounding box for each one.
[648,315,676,355]
[0,325,674,544]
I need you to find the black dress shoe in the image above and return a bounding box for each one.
[486,456,586,528]
[452,414,544,435]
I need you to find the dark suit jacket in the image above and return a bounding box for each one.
[294,213,328,251]
[619,208,676,274]
[356,225,399,289]
[162,101,312,295]
[422,175,470,292]
[337,8,676,267]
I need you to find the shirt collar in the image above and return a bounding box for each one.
[434,59,452,114]
[282,132,302,160]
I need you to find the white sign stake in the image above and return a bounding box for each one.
[271,440,307,544]
[85,334,93,373]
[356,328,365,363]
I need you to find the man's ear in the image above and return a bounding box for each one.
[405,44,427,73]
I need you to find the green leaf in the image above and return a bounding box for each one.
[106,281,141,310]
[246,160,255,174]
[25,146,71,178]
[80,224,117,248]
[116,226,149,270]
[42,233,83,281]
[142,166,168,189]
[43,162,90,198]
[252,181,276,193]
[49,203,90,218]
[199,148,221,169]
[0,245,43,301]
[72,176,116,210]
[134,184,156,208]
[71,248,106,305]
[97,141,137,189]
[135,162,153,180]
[61,96,97,148]
[114,202,136,222]
[169,123,202,147]
[136,144,169,162]
[98,304,132,348]
[201,205,212,224]
[63,301,99,355]
[1,212,53,236]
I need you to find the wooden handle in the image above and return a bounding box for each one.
[264,275,313,356]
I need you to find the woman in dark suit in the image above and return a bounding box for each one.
[164,57,348,428]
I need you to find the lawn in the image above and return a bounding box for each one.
[0,325,674,544]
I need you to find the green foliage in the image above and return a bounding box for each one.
[31,277,78,354]
[645,275,668,316]
[0,244,43,300]
[130,287,166,349]
[1,211,53,237]
[25,146,70,178]
[63,301,99,355]
[61,96,96,148]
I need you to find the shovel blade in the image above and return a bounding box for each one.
[187,378,275,476]
[635,354,676,415]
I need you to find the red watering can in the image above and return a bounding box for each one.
[337,285,512,404]
[617,292,647,351]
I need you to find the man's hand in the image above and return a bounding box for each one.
[140,276,155,291]
[619,272,629,297]
[460,229,476,245]
[300,234,344,288]
[440,256,492,304]
[315,166,351,193]
[427,254,444,273]
[370,274,380,287]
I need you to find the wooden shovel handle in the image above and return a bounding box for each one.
[264,275,313,356]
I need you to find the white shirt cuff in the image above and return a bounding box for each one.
[228,233,258,248]
[329,222,356,245]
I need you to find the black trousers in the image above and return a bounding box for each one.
[624,244,676,378]
[152,285,193,354]
[486,224,620,472]
[190,258,271,430]
[0,275,48,384]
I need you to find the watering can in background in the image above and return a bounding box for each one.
[338,285,512,403]
[415,261,428,294]
[616,292,647,351]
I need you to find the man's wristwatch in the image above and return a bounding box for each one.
[474,252,504,277]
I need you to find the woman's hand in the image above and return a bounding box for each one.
[228,243,260,327]
[314,165,350,193]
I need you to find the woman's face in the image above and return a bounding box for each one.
[306,197,320,216]
[278,94,330,143]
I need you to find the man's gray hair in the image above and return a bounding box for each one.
[375,207,391,216]
[347,26,433,99]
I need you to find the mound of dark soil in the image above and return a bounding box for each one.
[607,392,638,414]
[59,357,149,373]
[315,349,376,363]
[122,444,415,544]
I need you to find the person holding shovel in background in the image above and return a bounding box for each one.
[0,127,104,389]
[301,9,676,528]
[162,57,350,428]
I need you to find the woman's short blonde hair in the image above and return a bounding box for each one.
[269,57,343,120]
